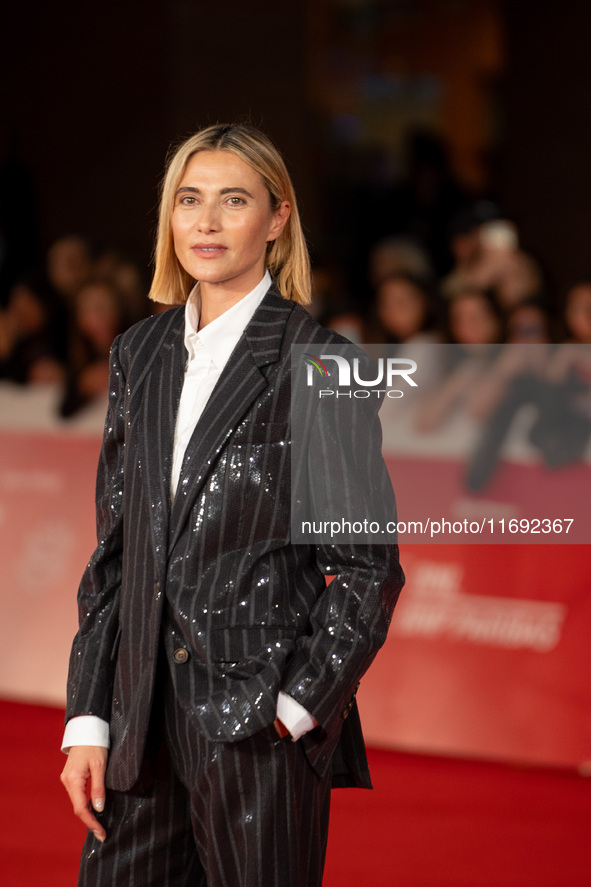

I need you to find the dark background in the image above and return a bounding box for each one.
[2,0,590,304]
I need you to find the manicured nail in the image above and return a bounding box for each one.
[93,798,104,812]
[92,830,105,843]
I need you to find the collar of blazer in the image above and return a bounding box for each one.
[139,282,298,560]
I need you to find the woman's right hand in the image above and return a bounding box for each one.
[60,746,109,842]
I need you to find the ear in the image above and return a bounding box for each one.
[267,201,290,243]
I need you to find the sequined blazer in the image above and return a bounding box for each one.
[65,284,404,792]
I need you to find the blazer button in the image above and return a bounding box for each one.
[173,648,189,664]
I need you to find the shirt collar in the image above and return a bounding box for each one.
[184,270,272,370]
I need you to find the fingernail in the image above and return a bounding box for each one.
[92,830,105,843]
[93,798,104,812]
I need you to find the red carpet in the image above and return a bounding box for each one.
[1,699,590,886]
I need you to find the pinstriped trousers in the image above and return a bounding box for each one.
[77,659,331,887]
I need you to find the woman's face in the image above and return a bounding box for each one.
[507,305,549,343]
[566,285,591,343]
[449,293,501,345]
[76,284,120,348]
[47,237,92,299]
[171,150,289,297]
[9,285,45,335]
[376,279,426,341]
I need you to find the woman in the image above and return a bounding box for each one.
[60,278,128,417]
[370,272,442,344]
[60,123,403,887]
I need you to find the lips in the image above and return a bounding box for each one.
[191,244,226,258]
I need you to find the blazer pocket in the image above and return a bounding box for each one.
[208,625,299,676]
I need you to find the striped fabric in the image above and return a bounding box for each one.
[66,284,404,883]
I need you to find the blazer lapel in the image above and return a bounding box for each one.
[140,309,186,574]
[168,288,295,554]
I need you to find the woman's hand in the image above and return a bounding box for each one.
[60,746,109,842]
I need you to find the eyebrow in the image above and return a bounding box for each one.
[175,186,254,198]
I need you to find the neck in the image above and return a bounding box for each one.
[198,285,243,328]
[197,274,267,329]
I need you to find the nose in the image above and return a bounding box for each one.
[196,200,221,233]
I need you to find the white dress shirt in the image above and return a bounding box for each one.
[62,272,316,752]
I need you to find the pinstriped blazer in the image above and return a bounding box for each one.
[65,284,404,792]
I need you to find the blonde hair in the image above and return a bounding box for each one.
[149,123,311,305]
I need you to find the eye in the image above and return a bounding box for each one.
[226,196,246,206]
[179,195,197,206]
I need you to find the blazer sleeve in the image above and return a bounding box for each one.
[65,334,126,724]
[282,374,404,734]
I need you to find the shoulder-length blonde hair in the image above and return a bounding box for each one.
[149,123,311,306]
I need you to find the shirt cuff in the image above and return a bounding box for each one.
[61,716,110,754]
[276,691,318,741]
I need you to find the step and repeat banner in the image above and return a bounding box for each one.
[1,343,590,768]
[0,385,105,707]
[359,539,591,768]
[297,343,591,768]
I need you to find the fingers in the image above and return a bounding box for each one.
[89,754,107,816]
[60,746,109,842]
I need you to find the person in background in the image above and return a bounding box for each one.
[444,217,544,312]
[368,235,433,291]
[446,285,504,346]
[505,297,554,344]
[46,235,94,305]
[310,255,367,343]
[442,201,500,298]
[369,272,442,344]
[564,281,591,344]
[93,247,149,324]
[60,278,127,416]
[0,272,65,384]
[414,286,504,433]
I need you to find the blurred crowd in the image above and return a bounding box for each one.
[313,206,591,350]
[312,130,591,351]
[1,196,591,419]
[0,235,151,416]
